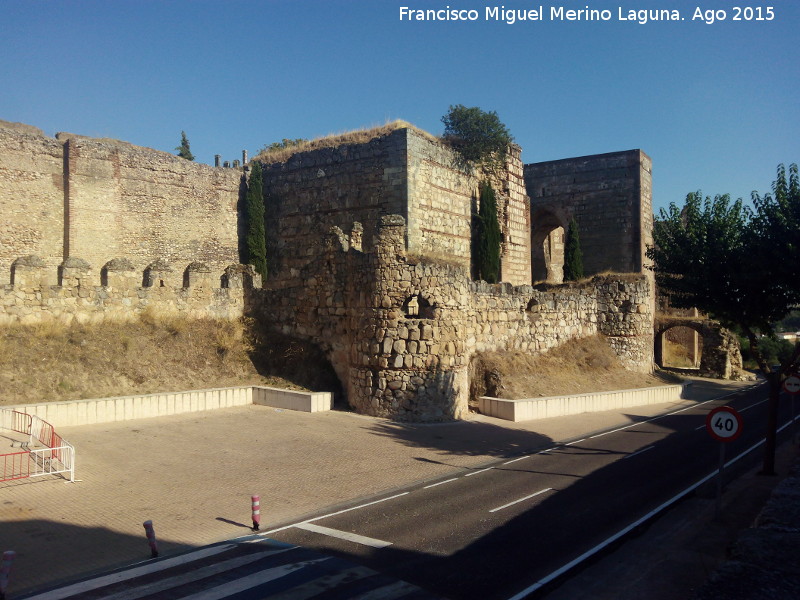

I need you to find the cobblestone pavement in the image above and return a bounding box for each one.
[1,378,756,597]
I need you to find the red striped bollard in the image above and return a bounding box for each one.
[143,520,159,558]
[0,551,15,600]
[251,495,261,531]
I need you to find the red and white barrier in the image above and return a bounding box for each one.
[251,495,261,531]
[143,520,159,558]
[1,409,75,483]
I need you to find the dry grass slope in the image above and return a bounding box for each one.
[0,316,305,407]
[254,120,439,164]
[471,335,676,401]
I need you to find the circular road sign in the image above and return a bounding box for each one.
[783,375,800,395]
[706,406,743,443]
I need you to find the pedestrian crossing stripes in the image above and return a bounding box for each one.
[18,537,443,600]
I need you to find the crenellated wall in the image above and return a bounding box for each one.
[0,121,242,280]
[250,215,654,422]
[0,256,258,325]
[2,118,658,421]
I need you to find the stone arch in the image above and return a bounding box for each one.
[531,207,566,284]
[655,318,744,379]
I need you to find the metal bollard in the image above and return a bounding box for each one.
[0,551,15,600]
[251,495,261,531]
[143,520,159,558]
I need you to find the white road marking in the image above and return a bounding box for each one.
[294,523,392,548]
[259,492,410,535]
[489,488,553,513]
[180,558,331,600]
[564,439,585,445]
[22,545,237,599]
[464,467,494,477]
[503,456,529,465]
[591,397,720,439]
[96,547,294,600]
[623,445,654,459]
[424,477,459,489]
[506,406,796,600]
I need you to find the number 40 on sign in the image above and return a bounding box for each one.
[705,406,743,443]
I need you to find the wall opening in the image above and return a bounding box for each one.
[403,295,435,319]
[531,210,565,283]
[656,325,702,369]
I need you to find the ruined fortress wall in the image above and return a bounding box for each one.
[0,124,65,282]
[260,129,409,275]
[0,122,241,284]
[405,129,531,285]
[405,128,473,268]
[0,260,251,326]
[60,134,241,274]
[252,215,654,422]
[261,127,532,285]
[525,149,653,275]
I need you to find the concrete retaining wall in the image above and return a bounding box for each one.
[479,383,687,422]
[8,385,332,428]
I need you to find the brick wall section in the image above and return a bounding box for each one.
[250,215,654,422]
[525,149,653,276]
[0,123,65,283]
[59,133,241,274]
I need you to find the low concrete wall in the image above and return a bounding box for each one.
[479,383,687,422]
[9,385,332,428]
[252,387,332,413]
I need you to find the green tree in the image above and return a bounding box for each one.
[564,218,584,281]
[175,131,194,161]
[647,164,800,474]
[473,181,502,283]
[441,105,513,173]
[244,162,267,281]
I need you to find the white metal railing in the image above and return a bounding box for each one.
[1,409,75,482]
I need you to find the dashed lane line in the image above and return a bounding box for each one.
[489,488,553,514]
[424,477,459,489]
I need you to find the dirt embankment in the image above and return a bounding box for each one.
[0,315,318,407]
[2,319,670,407]
[470,335,677,400]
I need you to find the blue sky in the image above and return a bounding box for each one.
[2,0,797,213]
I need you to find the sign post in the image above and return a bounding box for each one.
[706,406,743,517]
[784,375,800,442]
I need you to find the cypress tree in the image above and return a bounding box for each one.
[564,217,584,281]
[175,131,194,161]
[474,181,502,283]
[245,162,267,281]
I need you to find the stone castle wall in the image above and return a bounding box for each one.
[261,127,532,285]
[525,149,653,276]
[0,121,241,281]
[251,215,654,422]
[0,123,66,282]
[0,256,256,326]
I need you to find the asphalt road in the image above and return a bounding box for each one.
[262,382,797,600]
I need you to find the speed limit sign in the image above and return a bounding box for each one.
[706,406,743,442]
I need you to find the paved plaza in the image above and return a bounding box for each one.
[1,377,755,597]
